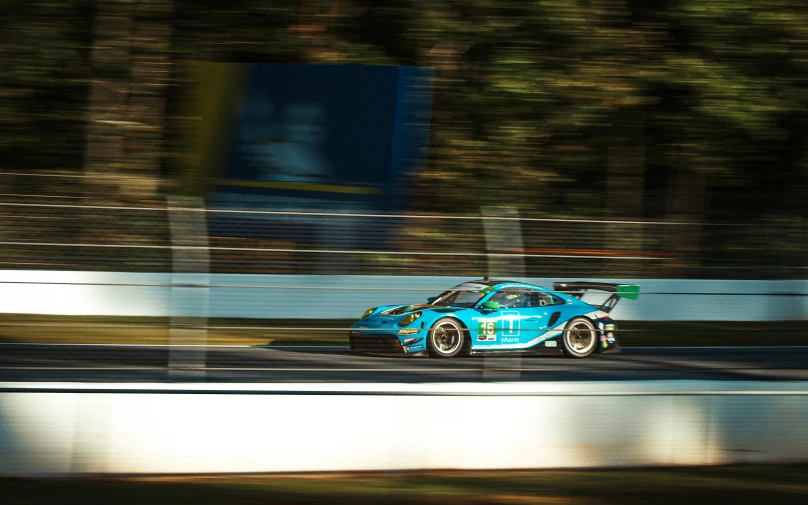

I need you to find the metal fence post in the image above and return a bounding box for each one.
[481,206,526,381]
[167,196,209,380]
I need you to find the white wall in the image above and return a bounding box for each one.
[0,270,806,321]
[1,381,806,476]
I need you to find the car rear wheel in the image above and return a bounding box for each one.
[562,317,597,358]
[427,318,466,358]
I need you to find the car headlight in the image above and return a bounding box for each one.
[360,308,376,320]
[398,311,422,326]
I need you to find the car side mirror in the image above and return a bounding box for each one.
[427,297,437,303]
[481,301,499,312]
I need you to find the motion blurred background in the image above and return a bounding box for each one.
[0,0,805,279]
[1,1,807,504]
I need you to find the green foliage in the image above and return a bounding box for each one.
[0,0,92,172]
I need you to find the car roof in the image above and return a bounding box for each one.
[467,278,511,286]
[466,279,550,291]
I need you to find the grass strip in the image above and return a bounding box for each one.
[2,465,807,505]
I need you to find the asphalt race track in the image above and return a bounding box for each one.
[0,344,806,383]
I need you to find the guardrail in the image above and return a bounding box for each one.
[1,270,806,321]
[1,381,806,476]
[1,197,805,279]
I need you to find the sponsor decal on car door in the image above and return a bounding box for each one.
[498,310,521,344]
[475,310,523,344]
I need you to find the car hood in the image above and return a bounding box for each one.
[355,304,464,328]
[380,304,466,315]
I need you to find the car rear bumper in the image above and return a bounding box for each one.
[598,342,621,354]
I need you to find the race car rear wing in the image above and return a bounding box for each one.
[553,282,640,313]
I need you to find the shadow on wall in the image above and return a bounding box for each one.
[559,393,808,468]
[0,392,106,477]
[472,394,723,469]
[766,280,808,323]
[0,399,16,474]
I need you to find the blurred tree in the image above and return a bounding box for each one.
[638,0,808,274]
[83,0,135,203]
[84,0,173,204]
[0,0,91,174]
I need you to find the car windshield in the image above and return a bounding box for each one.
[430,289,485,308]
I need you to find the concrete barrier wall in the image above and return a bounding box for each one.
[1,381,807,476]
[0,270,806,321]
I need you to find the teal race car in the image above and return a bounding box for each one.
[349,278,640,358]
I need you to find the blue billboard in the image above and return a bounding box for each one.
[190,63,433,248]
[192,64,434,244]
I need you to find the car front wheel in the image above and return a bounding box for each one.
[427,318,466,358]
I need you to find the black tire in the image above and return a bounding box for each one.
[427,317,467,358]
[562,317,597,358]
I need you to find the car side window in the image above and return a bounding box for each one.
[528,292,564,307]
[488,291,530,309]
